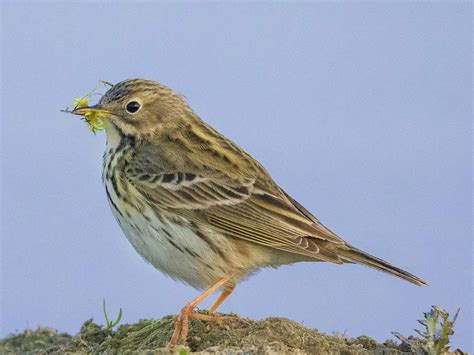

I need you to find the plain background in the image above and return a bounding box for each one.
[1,2,472,351]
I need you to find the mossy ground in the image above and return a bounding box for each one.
[0,313,466,354]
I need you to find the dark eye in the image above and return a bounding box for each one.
[126,101,141,113]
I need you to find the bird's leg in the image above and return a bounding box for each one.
[197,285,237,325]
[209,285,235,313]
[168,272,236,347]
[184,285,237,325]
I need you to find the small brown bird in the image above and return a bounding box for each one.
[70,79,426,346]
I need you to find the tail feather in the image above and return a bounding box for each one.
[337,245,427,286]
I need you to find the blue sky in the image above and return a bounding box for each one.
[1,2,472,351]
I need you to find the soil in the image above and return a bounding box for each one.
[0,313,466,354]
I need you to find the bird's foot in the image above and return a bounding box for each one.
[192,311,237,325]
[168,309,235,347]
[168,305,192,347]
[167,272,238,348]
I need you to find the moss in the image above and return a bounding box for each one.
[0,327,71,354]
[0,313,466,354]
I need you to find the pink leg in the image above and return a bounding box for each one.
[168,272,236,347]
[209,285,235,313]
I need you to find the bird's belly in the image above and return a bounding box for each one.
[112,208,220,288]
[105,184,273,289]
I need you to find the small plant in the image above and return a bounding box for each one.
[62,80,113,134]
[393,306,460,355]
[102,299,123,331]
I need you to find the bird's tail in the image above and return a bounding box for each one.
[337,245,427,286]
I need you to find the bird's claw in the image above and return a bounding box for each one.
[168,310,236,347]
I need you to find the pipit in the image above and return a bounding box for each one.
[68,79,426,347]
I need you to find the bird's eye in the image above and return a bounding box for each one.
[126,101,141,114]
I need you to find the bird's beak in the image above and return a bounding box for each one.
[70,104,111,117]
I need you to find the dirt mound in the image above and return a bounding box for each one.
[0,313,465,354]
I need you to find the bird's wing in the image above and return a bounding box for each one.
[125,169,255,209]
[125,166,345,263]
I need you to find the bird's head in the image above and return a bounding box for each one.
[71,79,192,140]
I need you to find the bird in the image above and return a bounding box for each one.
[69,78,426,346]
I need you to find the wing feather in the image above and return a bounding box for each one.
[125,167,344,263]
